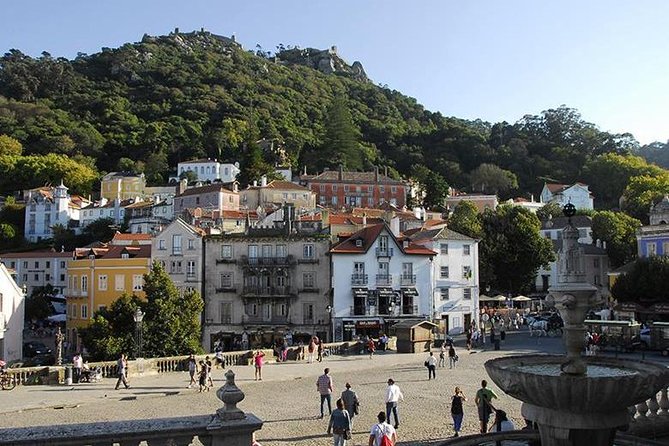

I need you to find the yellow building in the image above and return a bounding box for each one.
[101,172,146,201]
[66,244,151,351]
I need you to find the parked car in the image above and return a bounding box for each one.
[23,341,52,358]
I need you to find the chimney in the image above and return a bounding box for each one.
[384,166,388,177]
[339,165,344,181]
[602,241,607,250]
[390,216,400,237]
[375,166,379,182]
[261,175,267,187]
[530,194,534,202]
[253,180,258,187]
[321,209,329,226]
[362,213,367,226]
[596,239,601,248]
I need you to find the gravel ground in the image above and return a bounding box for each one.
[0,332,566,446]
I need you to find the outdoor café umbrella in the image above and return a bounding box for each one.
[512,295,532,302]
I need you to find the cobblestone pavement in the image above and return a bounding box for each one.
[2,331,662,446]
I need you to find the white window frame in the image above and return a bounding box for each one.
[115,275,125,291]
[98,275,108,291]
[132,275,143,291]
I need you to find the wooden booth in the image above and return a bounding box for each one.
[393,319,438,353]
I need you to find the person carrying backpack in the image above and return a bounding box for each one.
[368,411,396,446]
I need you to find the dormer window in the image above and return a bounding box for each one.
[121,253,129,259]
[355,239,363,247]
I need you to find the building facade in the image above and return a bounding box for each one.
[240,179,316,210]
[300,167,408,209]
[0,250,71,296]
[66,244,151,351]
[0,263,26,362]
[152,218,204,297]
[637,195,669,258]
[24,182,89,242]
[177,159,240,184]
[173,184,240,216]
[101,172,146,201]
[202,230,331,351]
[410,226,479,335]
[330,224,435,341]
[445,192,498,214]
[540,182,594,210]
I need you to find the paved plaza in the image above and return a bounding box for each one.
[1,331,666,446]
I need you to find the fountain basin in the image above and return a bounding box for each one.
[485,355,669,414]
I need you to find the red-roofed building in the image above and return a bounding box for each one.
[300,167,407,209]
[540,182,594,210]
[111,232,152,246]
[240,178,316,210]
[330,223,436,341]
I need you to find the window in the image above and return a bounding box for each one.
[303,244,314,258]
[133,275,143,291]
[115,275,125,291]
[320,184,325,192]
[221,245,233,258]
[331,196,338,205]
[34,261,39,268]
[440,266,449,278]
[9,261,15,269]
[276,275,286,287]
[81,276,88,293]
[172,235,182,255]
[332,185,338,192]
[60,274,65,282]
[593,258,600,268]
[171,261,182,274]
[463,288,472,300]
[276,244,287,258]
[220,273,233,288]
[648,242,657,256]
[187,260,196,277]
[159,239,166,250]
[34,273,39,281]
[220,302,232,324]
[664,241,669,255]
[121,252,129,259]
[344,185,349,192]
[188,239,195,250]
[463,266,472,279]
[71,304,77,318]
[440,288,449,300]
[248,245,258,258]
[391,186,397,194]
[46,261,50,269]
[303,303,314,323]
[45,273,51,282]
[303,272,315,288]
[81,304,88,319]
[463,244,471,256]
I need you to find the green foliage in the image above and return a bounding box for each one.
[622,174,669,222]
[237,140,276,188]
[479,205,555,293]
[410,164,449,209]
[0,134,22,156]
[316,96,365,170]
[142,262,204,357]
[638,141,669,169]
[591,210,641,268]
[0,222,16,240]
[24,285,55,321]
[80,293,143,360]
[447,201,482,239]
[536,202,563,221]
[0,153,98,195]
[611,257,669,304]
[468,163,518,197]
[179,169,198,183]
[52,217,117,251]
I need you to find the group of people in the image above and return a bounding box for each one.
[187,353,216,392]
[317,368,400,446]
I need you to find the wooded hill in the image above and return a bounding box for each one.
[0,29,668,218]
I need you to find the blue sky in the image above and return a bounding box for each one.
[2,1,668,144]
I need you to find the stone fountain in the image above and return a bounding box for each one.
[485,203,669,446]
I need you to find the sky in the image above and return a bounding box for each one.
[2,1,668,144]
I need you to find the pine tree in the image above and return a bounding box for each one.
[320,96,363,170]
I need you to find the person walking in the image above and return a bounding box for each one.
[451,386,466,437]
[197,360,208,392]
[187,354,198,388]
[254,350,265,381]
[205,356,214,388]
[317,368,334,419]
[475,379,498,433]
[327,398,352,446]
[367,337,376,359]
[317,340,324,363]
[384,378,403,429]
[425,352,437,380]
[308,337,316,363]
[114,353,130,390]
[341,382,359,425]
[368,411,397,446]
[448,344,458,369]
[438,344,446,367]
[72,352,83,383]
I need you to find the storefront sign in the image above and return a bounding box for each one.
[352,288,368,298]
[343,321,356,332]
[401,288,419,297]
[377,288,395,298]
[356,320,380,328]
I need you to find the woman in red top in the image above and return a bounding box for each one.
[368,338,376,359]
[254,350,265,381]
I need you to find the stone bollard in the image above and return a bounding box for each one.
[207,369,263,446]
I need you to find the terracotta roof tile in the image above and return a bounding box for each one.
[307,170,405,185]
[112,232,152,241]
[177,184,237,197]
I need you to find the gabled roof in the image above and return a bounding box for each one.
[541,215,592,230]
[74,245,151,260]
[544,182,591,195]
[177,184,237,197]
[307,170,405,185]
[112,232,152,242]
[0,250,72,259]
[330,223,436,256]
[410,226,475,242]
[246,180,310,191]
[551,239,607,255]
[179,158,219,164]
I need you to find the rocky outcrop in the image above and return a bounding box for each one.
[276,46,369,82]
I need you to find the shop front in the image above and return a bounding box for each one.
[341,318,384,341]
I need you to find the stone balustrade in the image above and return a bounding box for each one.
[627,385,669,439]
[436,430,666,445]
[0,370,263,446]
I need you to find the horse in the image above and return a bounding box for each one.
[529,319,548,337]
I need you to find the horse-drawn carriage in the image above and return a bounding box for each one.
[584,319,642,353]
[528,312,564,337]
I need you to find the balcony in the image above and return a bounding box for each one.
[351,274,368,286]
[400,274,416,286]
[376,274,392,286]
[297,256,319,264]
[242,286,295,297]
[375,247,394,257]
[241,255,295,267]
[298,287,320,294]
[215,257,237,264]
[186,273,197,282]
[242,314,290,325]
[215,286,237,293]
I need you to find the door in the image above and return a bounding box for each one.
[464,313,472,331]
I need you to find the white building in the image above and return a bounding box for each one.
[410,225,480,335]
[177,159,240,184]
[540,182,594,210]
[152,218,204,297]
[24,182,90,242]
[330,222,436,341]
[0,250,71,296]
[0,263,26,362]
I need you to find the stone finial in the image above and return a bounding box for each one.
[216,369,246,420]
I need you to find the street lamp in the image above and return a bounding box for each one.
[326,305,334,342]
[133,308,144,359]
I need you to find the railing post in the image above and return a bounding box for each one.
[647,393,660,419]
[659,387,669,416]
[207,369,263,446]
[635,400,649,421]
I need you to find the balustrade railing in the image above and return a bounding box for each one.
[627,385,669,438]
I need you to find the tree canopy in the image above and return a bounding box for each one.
[611,257,669,304]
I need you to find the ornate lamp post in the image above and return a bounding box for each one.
[326,305,334,342]
[55,327,64,366]
[133,308,144,359]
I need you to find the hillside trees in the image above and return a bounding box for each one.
[591,211,642,268]
[611,257,669,304]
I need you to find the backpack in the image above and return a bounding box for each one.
[376,424,394,446]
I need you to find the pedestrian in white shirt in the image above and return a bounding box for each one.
[384,378,403,429]
[368,411,397,446]
[425,352,437,380]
